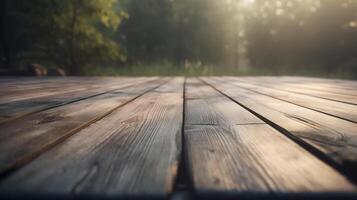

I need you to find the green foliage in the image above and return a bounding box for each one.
[1,0,357,78]
[1,0,126,74]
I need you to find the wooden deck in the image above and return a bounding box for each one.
[0,76,357,199]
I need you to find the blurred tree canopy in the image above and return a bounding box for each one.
[244,0,357,75]
[0,0,357,77]
[0,0,126,74]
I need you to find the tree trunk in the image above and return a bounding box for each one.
[174,19,184,65]
[0,0,12,68]
[233,31,239,69]
[69,0,79,75]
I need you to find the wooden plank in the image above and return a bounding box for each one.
[0,77,126,103]
[202,77,357,166]
[277,76,357,90]
[257,76,357,96]
[239,76,357,90]
[224,78,357,123]
[185,78,356,198]
[0,77,155,123]
[231,76,357,96]
[0,77,145,104]
[0,78,184,198]
[275,79,357,97]
[233,77,357,105]
[185,79,262,126]
[0,78,166,175]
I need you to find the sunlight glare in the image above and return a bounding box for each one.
[242,0,255,6]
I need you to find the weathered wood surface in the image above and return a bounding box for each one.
[0,77,134,103]
[0,77,157,123]
[0,78,184,198]
[185,78,356,198]
[206,79,357,164]
[0,76,357,199]
[203,77,357,165]
[224,77,357,123]
[0,78,166,175]
[233,77,357,105]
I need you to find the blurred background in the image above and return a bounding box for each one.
[0,0,356,78]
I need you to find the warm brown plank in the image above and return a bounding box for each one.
[0,78,184,198]
[0,78,166,175]
[0,77,155,123]
[185,78,356,198]
[203,77,357,166]
[224,78,357,123]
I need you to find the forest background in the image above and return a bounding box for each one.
[0,0,356,78]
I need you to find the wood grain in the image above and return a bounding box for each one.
[185,79,262,126]
[233,77,357,105]
[185,78,356,198]
[0,78,166,175]
[0,78,184,198]
[0,77,132,103]
[0,77,155,123]
[224,78,357,123]
[203,77,357,165]
[228,76,357,92]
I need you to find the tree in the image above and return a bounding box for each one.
[0,0,127,75]
[0,0,12,68]
[121,0,174,63]
[244,0,357,75]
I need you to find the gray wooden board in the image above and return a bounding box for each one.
[233,77,357,105]
[0,78,184,198]
[249,76,357,96]
[223,78,357,123]
[270,78,357,97]
[276,76,357,90]
[203,77,357,165]
[0,77,155,123]
[0,77,141,119]
[185,79,262,126]
[0,77,132,103]
[0,78,166,175]
[0,77,149,105]
[0,78,88,101]
[235,76,357,90]
[184,78,356,197]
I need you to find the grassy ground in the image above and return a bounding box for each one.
[82,62,357,80]
[2,59,355,79]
